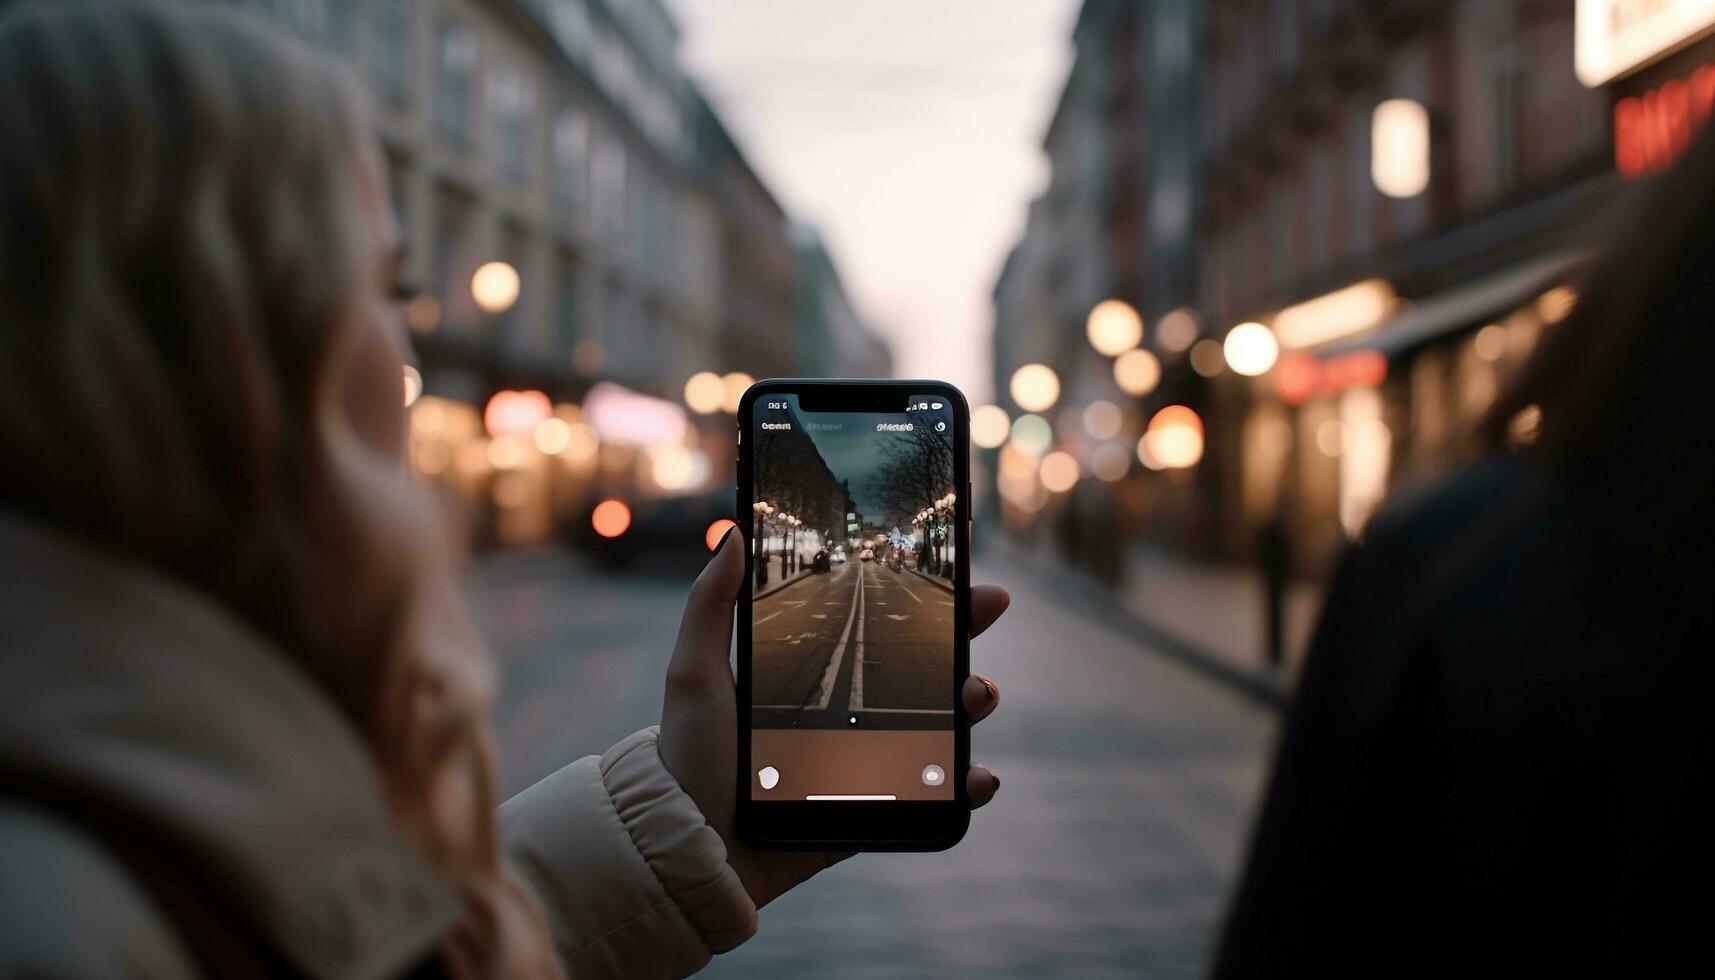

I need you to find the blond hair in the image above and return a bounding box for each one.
[0,2,561,975]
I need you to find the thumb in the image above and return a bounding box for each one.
[665,526,745,696]
[659,527,744,804]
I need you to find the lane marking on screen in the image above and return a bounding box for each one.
[898,583,923,604]
[849,563,868,712]
[806,795,897,801]
[812,564,863,710]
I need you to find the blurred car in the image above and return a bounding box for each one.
[811,550,831,574]
[572,488,734,570]
[859,548,874,561]
[832,548,846,564]
[885,549,903,572]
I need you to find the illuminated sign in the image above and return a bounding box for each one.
[1614,61,1715,175]
[1577,0,1715,86]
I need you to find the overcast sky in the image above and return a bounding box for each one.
[666,0,1080,403]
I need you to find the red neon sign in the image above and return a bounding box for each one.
[1614,62,1715,178]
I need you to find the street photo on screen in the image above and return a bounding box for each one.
[750,396,957,731]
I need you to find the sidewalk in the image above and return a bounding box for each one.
[984,536,1324,708]
[1122,545,1324,678]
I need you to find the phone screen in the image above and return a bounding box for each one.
[748,393,957,801]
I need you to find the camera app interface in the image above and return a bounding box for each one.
[750,394,957,801]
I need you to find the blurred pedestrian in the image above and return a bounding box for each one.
[1215,119,1715,976]
[0,3,1007,977]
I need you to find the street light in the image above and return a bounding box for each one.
[1086,299,1144,356]
[752,500,774,586]
[471,261,521,315]
[1009,363,1060,413]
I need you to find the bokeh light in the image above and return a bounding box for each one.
[1474,323,1507,362]
[705,518,738,551]
[1114,348,1162,395]
[1372,98,1431,198]
[405,295,441,333]
[1039,451,1080,493]
[591,499,631,538]
[1144,405,1205,469]
[1223,322,1279,376]
[1009,413,1053,456]
[484,389,552,437]
[487,434,527,470]
[1190,339,1226,378]
[471,261,521,314]
[1091,443,1130,482]
[971,404,1011,449]
[533,416,572,455]
[1537,285,1578,324]
[721,372,754,414]
[1086,299,1144,356]
[1157,307,1200,352]
[402,364,423,407]
[1009,363,1061,413]
[1083,399,1123,440]
[684,372,726,414]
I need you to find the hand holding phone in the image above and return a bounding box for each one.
[656,533,1007,905]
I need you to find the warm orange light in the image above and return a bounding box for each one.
[485,389,552,437]
[720,373,754,414]
[1114,348,1161,396]
[1039,451,1080,493]
[1009,364,1060,413]
[406,294,441,333]
[971,405,1011,449]
[1144,405,1205,469]
[591,499,632,538]
[1275,353,1321,406]
[1156,307,1200,352]
[1273,279,1398,350]
[705,518,738,551]
[684,372,726,414]
[1086,299,1144,356]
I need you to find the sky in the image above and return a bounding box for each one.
[665,0,1081,404]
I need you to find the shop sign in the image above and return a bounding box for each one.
[1614,61,1715,175]
[1578,0,1715,86]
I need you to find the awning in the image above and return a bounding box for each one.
[1322,249,1591,359]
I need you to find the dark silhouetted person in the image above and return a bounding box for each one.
[1215,112,1715,978]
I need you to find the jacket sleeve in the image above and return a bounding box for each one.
[499,727,758,980]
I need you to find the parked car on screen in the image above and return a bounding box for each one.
[859,548,874,561]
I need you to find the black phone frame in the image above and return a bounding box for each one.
[735,378,972,851]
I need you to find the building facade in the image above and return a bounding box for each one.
[231,0,886,546]
[993,0,1715,605]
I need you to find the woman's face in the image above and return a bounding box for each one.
[344,150,412,462]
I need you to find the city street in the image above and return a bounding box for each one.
[471,548,1278,978]
[752,559,955,729]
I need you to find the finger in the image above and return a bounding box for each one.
[962,674,1000,724]
[664,528,745,700]
[967,764,999,809]
[970,585,1011,639]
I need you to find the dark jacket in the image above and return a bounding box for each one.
[1215,457,1715,978]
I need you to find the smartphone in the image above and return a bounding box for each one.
[735,379,971,850]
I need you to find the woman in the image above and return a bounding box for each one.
[1213,103,1715,976]
[0,3,1007,977]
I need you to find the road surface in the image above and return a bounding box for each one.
[752,560,955,730]
[470,548,1277,978]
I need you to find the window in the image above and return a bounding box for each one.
[552,109,589,212]
[488,64,537,182]
[372,0,412,105]
[435,17,478,145]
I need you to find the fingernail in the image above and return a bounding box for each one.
[980,676,998,704]
[990,771,999,792]
[717,525,736,552]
